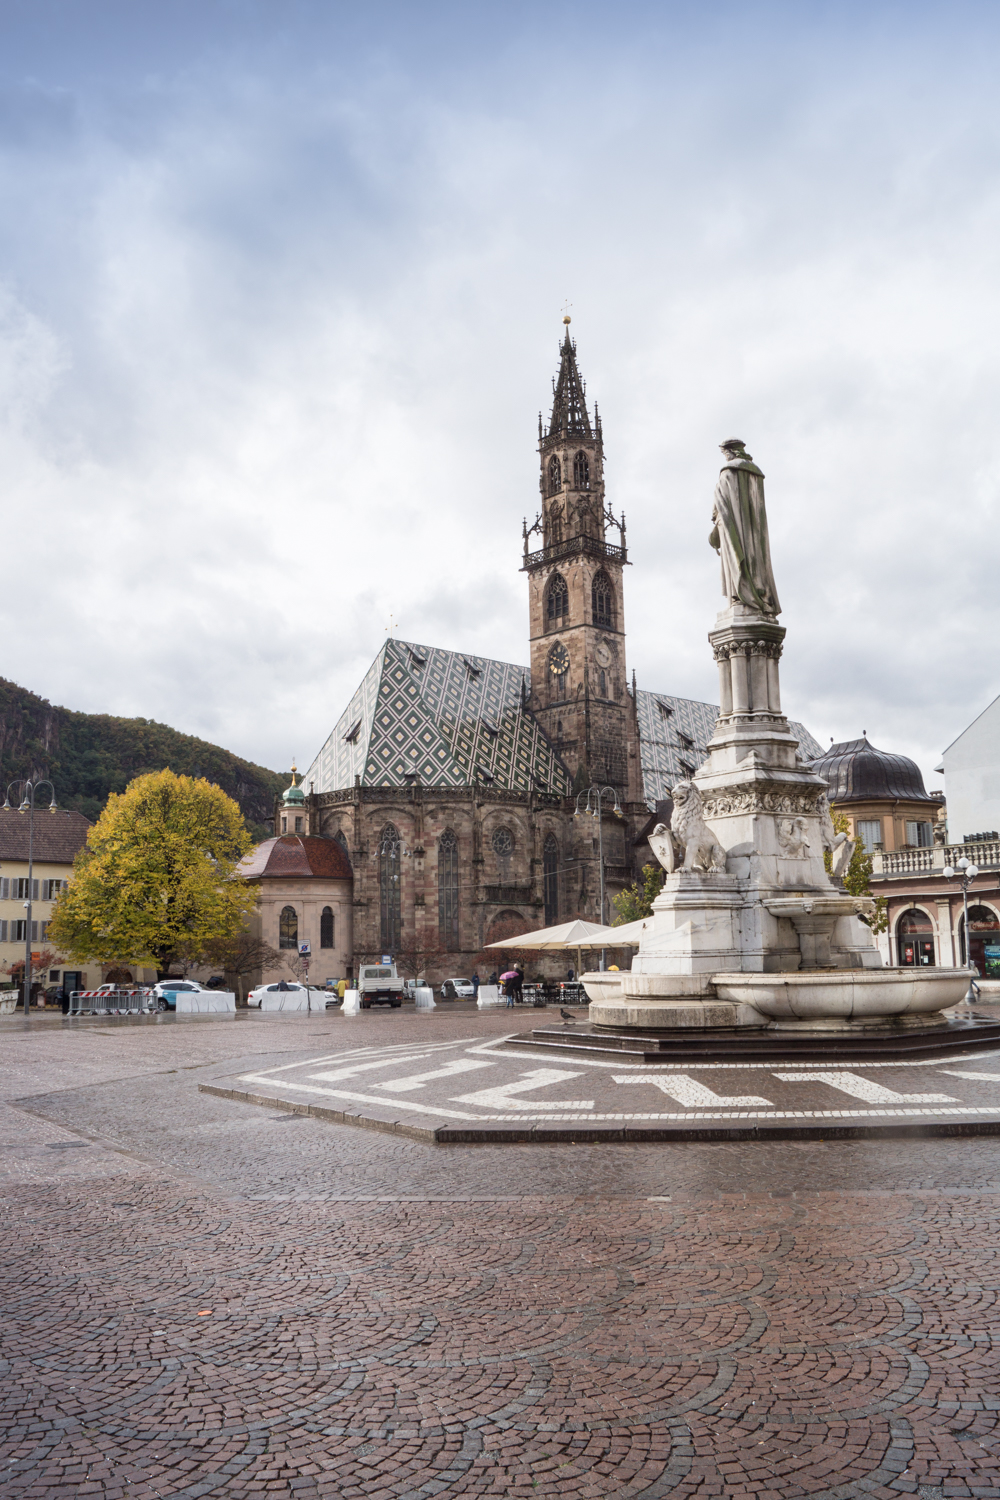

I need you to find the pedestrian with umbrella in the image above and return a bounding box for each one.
[500,969,519,1008]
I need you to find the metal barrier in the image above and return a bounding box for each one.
[69,989,154,1016]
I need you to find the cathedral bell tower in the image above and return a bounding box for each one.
[523,320,641,800]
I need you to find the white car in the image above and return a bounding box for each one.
[247,981,317,1008]
[440,977,476,999]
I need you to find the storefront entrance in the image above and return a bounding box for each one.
[961,906,1000,977]
[897,908,935,967]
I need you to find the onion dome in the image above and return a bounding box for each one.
[281,764,305,807]
[809,736,938,803]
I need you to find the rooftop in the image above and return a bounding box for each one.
[810,735,940,804]
[0,808,91,864]
[239,835,353,881]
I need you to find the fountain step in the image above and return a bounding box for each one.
[521,1014,1000,1063]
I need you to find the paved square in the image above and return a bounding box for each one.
[2,1004,1000,1497]
[211,1029,1000,1141]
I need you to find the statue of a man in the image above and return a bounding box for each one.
[708,438,781,616]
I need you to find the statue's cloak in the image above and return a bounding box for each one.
[710,457,781,616]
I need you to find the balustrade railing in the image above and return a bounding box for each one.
[523,535,627,570]
[872,840,1000,878]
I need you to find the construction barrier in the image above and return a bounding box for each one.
[68,989,154,1016]
[175,992,236,1014]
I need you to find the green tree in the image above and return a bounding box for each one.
[825,811,888,935]
[611,862,664,925]
[49,770,256,974]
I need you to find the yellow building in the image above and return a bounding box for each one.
[0,807,104,1000]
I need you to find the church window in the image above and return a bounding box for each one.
[491,826,514,880]
[378,823,402,952]
[592,570,614,629]
[549,507,563,545]
[599,669,607,697]
[320,907,335,949]
[543,834,559,926]
[546,573,568,624]
[279,905,298,950]
[573,451,590,489]
[294,816,303,833]
[438,829,460,951]
[281,817,287,832]
[548,455,562,494]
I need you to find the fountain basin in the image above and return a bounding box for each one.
[713,967,971,1020]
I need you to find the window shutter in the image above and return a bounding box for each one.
[32,880,39,901]
[31,921,37,941]
[0,921,7,941]
[1,879,8,900]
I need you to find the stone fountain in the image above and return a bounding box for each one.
[585,438,972,1037]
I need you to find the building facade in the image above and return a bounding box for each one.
[260,328,822,986]
[240,832,354,989]
[0,807,105,998]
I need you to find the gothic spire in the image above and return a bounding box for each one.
[545,323,593,439]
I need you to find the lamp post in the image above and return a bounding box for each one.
[942,853,980,1000]
[574,784,624,969]
[3,779,58,1017]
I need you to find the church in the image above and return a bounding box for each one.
[265,324,821,984]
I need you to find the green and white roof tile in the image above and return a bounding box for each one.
[303,639,572,796]
[635,690,824,809]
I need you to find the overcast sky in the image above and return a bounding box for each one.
[1,0,998,792]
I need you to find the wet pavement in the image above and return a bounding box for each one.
[2,1005,1000,1496]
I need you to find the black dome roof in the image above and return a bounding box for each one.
[809,736,938,804]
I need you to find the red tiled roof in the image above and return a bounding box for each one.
[239,835,353,881]
[0,808,91,864]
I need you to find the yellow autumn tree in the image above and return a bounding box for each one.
[49,770,255,974]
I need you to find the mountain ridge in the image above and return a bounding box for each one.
[0,677,285,834]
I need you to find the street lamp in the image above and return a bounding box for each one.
[574,783,624,968]
[942,853,981,999]
[3,779,58,1017]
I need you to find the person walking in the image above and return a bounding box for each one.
[513,967,523,1005]
[472,972,480,998]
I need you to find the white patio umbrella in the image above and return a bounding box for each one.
[578,916,652,947]
[484,918,609,986]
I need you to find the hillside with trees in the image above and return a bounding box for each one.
[0,677,286,834]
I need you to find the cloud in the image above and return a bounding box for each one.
[0,1,998,795]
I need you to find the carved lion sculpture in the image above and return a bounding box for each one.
[669,780,727,874]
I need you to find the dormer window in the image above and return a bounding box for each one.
[344,719,362,743]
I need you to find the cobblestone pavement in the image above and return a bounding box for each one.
[206,1029,1000,1142]
[2,1006,1000,1498]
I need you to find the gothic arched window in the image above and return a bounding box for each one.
[438,829,460,951]
[573,450,590,489]
[543,833,559,926]
[491,826,514,881]
[547,455,562,495]
[547,573,568,624]
[279,905,298,950]
[592,570,614,629]
[320,906,335,949]
[378,822,402,952]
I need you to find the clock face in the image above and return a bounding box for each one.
[548,643,570,676]
[594,641,612,668]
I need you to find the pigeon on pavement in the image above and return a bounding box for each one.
[560,1008,577,1024]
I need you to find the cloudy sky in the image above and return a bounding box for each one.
[1,0,998,792]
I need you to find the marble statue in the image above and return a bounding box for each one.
[708,439,781,616]
[777,817,810,858]
[818,792,856,880]
[648,781,727,875]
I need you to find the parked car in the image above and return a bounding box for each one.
[246,981,310,1008]
[150,980,207,1011]
[440,977,475,999]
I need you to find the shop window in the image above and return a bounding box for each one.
[961,905,1000,977]
[897,907,934,967]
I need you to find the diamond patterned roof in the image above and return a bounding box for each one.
[636,690,824,810]
[303,639,573,796]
